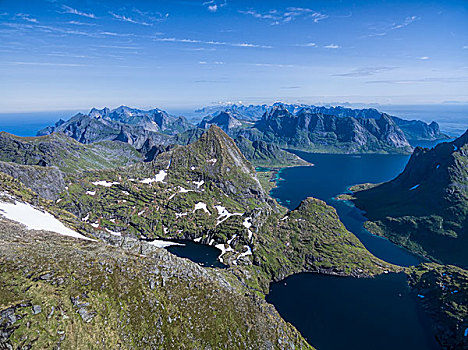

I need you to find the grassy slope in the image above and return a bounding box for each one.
[407,263,467,350]
[0,220,312,350]
[348,135,468,268]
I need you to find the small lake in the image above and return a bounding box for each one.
[165,240,226,268]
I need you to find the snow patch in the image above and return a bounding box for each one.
[147,239,184,248]
[193,202,210,214]
[214,205,243,225]
[140,170,167,184]
[0,200,92,241]
[86,191,96,196]
[92,181,119,187]
[242,217,252,229]
[227,234,237,245]
[106,228,121,236]
[193,180,204,188]
[194,237,202,242]
[179,187,192,193]
[82,213,90,222]
[215,243,234,263]
[207,158,217,164]
[90,223,99,228]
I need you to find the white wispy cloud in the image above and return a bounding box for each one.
[366,77,468,84]
[324,44,340,49]
[367,15,420,37]
[132,8,169,22]
[391,16,420,30]
[68,20,98,26]
[61,5,96,19]
[239,7,327,25]
[154,36,272,48]
[7,61,88,67]
[203,1,227,13]
[110,12,151,26]
[252,63,296,68]
[15,13,38,23]
[297,42,317,47]
[419,56,430,60]
[333,66,396,77]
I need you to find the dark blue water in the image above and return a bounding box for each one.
[271,151,423,267]
[267,272,439,350]
[166,240,225,268]
[0,111,81,137]
[267,151,444,350]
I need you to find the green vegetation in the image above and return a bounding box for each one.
[0,220,312,349]
[348,131,468,268]
[407,263,467,350]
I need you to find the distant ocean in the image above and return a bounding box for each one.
[0,110,84,137]
[379,104,467,137]
[0,104,466,138]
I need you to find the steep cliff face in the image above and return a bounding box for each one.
[246,106,412,153]
[198,111,243,133]
[393,117,449,141]
[0,161,65,200]
[350,130,468,267]
[0,132,142,173]
[235,136,310,167]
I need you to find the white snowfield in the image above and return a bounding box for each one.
[0,200,93,241]
[214,205,243,225]
[92,180,120,187]
[242,217,252,229]
[214,243,234,263]
[193,202,210,214]
[148,239,184,248]
[193,180,204,188]
[140,170,167,184]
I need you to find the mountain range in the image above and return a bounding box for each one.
[37,104,450,162]
[194,103,449,142]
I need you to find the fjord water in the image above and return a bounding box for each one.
[267,150,443,350]
[271,151,421,266]
[267,272,439,350]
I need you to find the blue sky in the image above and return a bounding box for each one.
[1,0,467,112]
